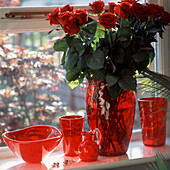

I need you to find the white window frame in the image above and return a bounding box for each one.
[0,0,169,159]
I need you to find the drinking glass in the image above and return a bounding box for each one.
[59,115,84,156]
[138,97,168,146]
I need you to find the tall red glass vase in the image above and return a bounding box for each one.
[86,80,136,156]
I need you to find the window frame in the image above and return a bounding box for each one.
[0,0,169,158]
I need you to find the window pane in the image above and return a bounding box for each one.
[0,31,143,147]
[0,32,88,147]
[1,0,146,7]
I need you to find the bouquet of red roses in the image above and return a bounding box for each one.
[47,0,170,100]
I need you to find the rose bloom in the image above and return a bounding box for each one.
[147,3,164,18]
[115,2,131,19]
[99,13,117,29]
[160,11,170,25]
[60,4,73,12]
[131,3,148,21]
[89,0,104,14]
[64,16,80,35]
[75,9,87,25]
[46,7,60,25]
[108,2,116,13]
[58,11,72,27]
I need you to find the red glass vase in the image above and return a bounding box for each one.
[138,97,168,146]
[79,131,99,162]
[86,80,136,156]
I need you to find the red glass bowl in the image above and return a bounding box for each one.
[2,125,62,163]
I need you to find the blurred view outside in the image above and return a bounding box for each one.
[0,0,145,147]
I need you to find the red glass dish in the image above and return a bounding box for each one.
[2,125,62,163]
[59,115,84,156]
[138,97,168,146]
[86,80,136,156]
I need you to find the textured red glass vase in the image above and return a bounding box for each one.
[138,97,168,146]
[86,80,136,156]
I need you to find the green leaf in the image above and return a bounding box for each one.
[89,69,106,82]
[113,48,126,64]
[108,84,122,101]
[77,54,90,71]
[117,27,132,38]
[71,37,84,51]
[61,51,66,65]
[87,36,95,45]
[53,38,68,51]
[87,49,105,69]
[132,51,148,64]
[147,27,163,34]
[95,23,105,38]
[91,37,99,51]
[118,69,137,91]
[84,21,97,36]
[66,67,80,82]
[66,72,85,89]
[79,50,85,56]
[106,74,120,87]
[145,48,155,67]
[117,37,131,48]
[64,47,79,71]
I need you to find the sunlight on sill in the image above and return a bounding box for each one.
[0,138,170,170]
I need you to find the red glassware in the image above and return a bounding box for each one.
[59,115,84,156]
[79,130,99,162]
[86,80,136,156]
[2,125,62,163]
[138,97,168,146]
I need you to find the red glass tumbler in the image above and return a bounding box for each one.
[59,115,84,156]
[138,97,168,146]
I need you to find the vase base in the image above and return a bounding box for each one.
[99,151,126,156]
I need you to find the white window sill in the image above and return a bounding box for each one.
[0,137,170,170]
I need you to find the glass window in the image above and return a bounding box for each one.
[0,0,150,147]
[0,32,88,147]
[1,0,146,7]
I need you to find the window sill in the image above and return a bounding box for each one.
[0,138,170,170]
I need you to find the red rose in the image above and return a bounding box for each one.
[131,3,148,21]
[46,7,60,25]
[147,4,164,18]
[108,2,116,13]
[89,0,104,14]
[115,2,131,19]
[58,11,72,27]
[64,16,80,35]
[99,13,117,29]
[75,9,87,25]
[160,11,170,25]
[60,4,73,12]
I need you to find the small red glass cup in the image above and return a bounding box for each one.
[138,97,168,146]
[59,115,84,156]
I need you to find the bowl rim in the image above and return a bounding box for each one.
[2,125,62,144]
